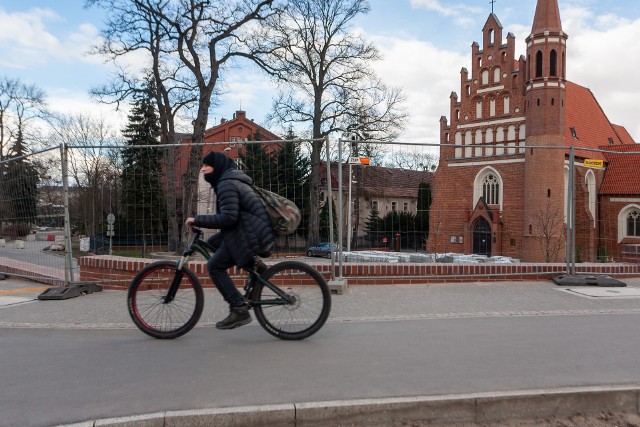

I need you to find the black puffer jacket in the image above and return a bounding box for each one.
[193,169,274,267]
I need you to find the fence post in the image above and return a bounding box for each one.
[337,137,344,280]
[566,146,575,275]
[61,143,75,285]
[327,135,347,294]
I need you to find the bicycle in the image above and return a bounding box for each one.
[127,227,332,340]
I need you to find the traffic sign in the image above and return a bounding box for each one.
[107,213,116,224]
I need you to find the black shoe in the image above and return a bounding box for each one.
[216,306,252,330]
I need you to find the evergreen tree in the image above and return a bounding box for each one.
[382,210,416,250]
[239,131,273,189]
[318,196,338,242]
[363,206,383,247]
[119,83,166,245]
[415,182,431,238]
[4,128,39,233]
[273,131,310,236]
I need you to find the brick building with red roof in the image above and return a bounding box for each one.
[427,0,639,262]
[173,110,282,221]
[175,110,281,180]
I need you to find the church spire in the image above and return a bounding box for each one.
[531,0,562,34]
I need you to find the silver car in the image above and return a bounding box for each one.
[306,242,338,258]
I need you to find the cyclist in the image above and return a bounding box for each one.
[185,151,274,330]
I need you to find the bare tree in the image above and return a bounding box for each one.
[47,113,122,237]
[248,0,406,243]
[386,149,438,171]
[533,201,566,262]
[88,0,200,250]
[0,76,47,161]
[88,0,277,249]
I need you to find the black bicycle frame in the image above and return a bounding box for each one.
[166,227,292,306]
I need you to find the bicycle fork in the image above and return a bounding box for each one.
[164,256,188,303]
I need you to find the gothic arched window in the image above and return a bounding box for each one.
[550,50,557,76]
[483,174,500,205]
[617,205,640,242]
[474,167,503,209]
[627,209,640,237]
[585,170,596,227]
[535,51,543,78]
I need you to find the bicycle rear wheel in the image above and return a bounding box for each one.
[252,261,331,340]
[127,261,204,339]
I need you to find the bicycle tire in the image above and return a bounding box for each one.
[252,261,331,340]
[127,260,204,339]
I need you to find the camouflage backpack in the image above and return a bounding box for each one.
[252,186,301,236]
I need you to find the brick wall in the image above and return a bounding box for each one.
[78,255,640,290]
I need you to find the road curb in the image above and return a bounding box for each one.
[57,385,640,427]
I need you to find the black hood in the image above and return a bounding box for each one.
[202,151,237,187]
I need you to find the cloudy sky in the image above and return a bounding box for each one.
[1,0,639,144]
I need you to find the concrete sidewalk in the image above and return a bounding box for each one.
[2,275,640,426]
[2,275,640,329]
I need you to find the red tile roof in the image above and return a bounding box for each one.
[564,81,639,194]
[612,124,635,145]
[564,81,629,160]
[599,144,640,195]
[321,162,433,198]
[532,0,563,33]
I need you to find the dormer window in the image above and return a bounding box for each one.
[570,127,578,140]
[608,137,614,145]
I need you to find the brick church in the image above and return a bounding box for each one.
[427,0,640,263]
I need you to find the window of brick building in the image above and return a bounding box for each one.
[474,167,503,209]
[618,205,640,241]
[535,51,543,78]
[627,209,640,237]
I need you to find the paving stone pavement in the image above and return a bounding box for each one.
[1,275,640,329]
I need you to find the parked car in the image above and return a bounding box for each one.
[306,242,339,258]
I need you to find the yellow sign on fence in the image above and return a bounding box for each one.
[584,159,604,168]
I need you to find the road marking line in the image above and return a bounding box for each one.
[0,286,50,296]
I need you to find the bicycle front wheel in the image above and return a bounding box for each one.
[252,261,331,340]
[127,261,204,339]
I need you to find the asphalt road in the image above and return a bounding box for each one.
[2,310,640,426]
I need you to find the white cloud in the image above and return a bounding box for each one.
[372,36,467,145]
[47,88,130,132]
[562,7,640,140]
[0,7,99,69]
[409,0,483,19]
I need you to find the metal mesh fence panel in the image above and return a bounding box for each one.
[329,139,437,263]
[2,137,638,284]
[0,147,72,282]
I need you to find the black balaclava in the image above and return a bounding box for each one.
[202,151,236,187]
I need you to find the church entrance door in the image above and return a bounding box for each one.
[473,218,492,256]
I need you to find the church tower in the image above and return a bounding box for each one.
[522,0,569,261]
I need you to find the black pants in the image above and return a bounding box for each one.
[206,242,245,308]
